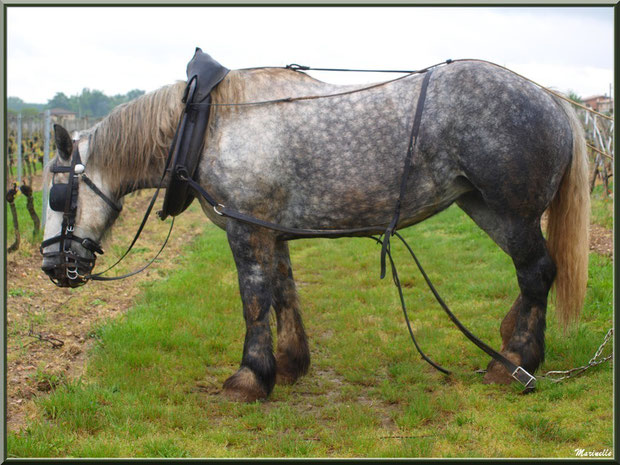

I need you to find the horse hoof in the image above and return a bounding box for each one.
[222,367,268,402]
[483,352,522,385]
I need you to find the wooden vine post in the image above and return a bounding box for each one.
[7,183,20,253]
[20,182,40,239]
[23,141,33,186]
[8,135,15,177]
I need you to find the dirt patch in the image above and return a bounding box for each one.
[6,188,210,433]
[541,213,613,258]
[588,223,613,257]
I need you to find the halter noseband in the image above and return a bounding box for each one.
[40,142,122,287]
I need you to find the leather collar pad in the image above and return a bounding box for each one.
[159,48,229,219]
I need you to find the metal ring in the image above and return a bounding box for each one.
[213,204,225,216]
[66,267,79,280]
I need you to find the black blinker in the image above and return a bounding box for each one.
[49,183,70,212]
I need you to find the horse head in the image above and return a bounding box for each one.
[41,124,123,287]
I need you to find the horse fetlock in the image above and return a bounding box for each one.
[507,332,545,372]
[500,296,522,350]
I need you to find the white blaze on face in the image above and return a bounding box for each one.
[42,151,66,252]
[42,206,64,250]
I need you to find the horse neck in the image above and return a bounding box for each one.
[87,81,185,197]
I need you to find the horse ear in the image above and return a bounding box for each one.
[53,124,73,160]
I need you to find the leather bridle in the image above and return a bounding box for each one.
[40,142,122,287]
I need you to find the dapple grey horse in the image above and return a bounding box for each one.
[42,59,589,401]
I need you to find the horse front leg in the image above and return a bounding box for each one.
[273,241,310,385]
[224,221,277,402]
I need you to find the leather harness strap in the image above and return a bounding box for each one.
[159,48,229,220]
[179,69,435,242]
[394,232,536,390]
[380,69,433,280]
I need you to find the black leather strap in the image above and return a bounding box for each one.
[82,175,122,212]
[370,235,450,375]
[394,232,536,391]
[179,174,387,238]
[380,69,433,279]
[86,218,175,282]
[285,60,452,74]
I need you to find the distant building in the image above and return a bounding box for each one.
[48,108,78,122]
[583,95,614,114]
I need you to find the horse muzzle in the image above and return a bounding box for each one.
[41,247,96,288]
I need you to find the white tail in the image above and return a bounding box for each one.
[546,99,590,329]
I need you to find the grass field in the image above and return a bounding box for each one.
[7,205,613,458]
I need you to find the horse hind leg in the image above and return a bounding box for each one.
[485,227,556,384]
[457,192,555,384]
[272,241,310,385]
[224,221,278,401]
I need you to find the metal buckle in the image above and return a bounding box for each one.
[213,204,225,216]
[512,366,536,390]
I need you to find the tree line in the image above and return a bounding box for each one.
[8,88,145,119]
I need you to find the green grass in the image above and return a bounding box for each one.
[6,189,44,246]
[590,181,613,229]
[8,205,613,458]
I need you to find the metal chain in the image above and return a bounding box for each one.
[542,328,614,383]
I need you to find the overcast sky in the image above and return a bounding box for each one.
[7,6,614,103]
